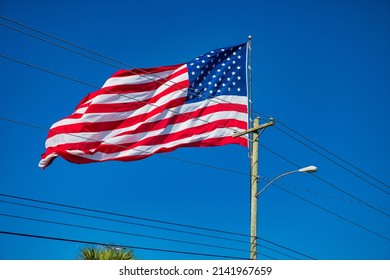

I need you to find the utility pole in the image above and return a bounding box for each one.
[250,118,260,260]
[233,117,274,259]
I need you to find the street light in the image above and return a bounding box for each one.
[255,165,318,197]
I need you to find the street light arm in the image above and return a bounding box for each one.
[255,170,298,197]
[254,165,318,197]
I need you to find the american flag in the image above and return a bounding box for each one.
[39,43,248,169]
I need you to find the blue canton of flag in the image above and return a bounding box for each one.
[186,43,247,103]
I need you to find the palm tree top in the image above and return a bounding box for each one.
[79,246,135,260]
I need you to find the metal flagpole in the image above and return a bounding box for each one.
[234,36,274,260]
[247,35,257,260]
[247,35,253,133]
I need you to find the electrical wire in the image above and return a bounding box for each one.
[0,230,248,260]
[256,244,299,260]
[268,180,390,212]
[261,144,390,219]
[0,192,315,259]
[249,112,388,195]
[257,237,316,260]
[274,183,390,242]
[0,206,298,260]
[0,212,248,254]
[274,124,390,195]
[0,199,249,246]
[1,210,303,259]
[0,200,305,259]
[275,118,389,188]
[0,192,247,239]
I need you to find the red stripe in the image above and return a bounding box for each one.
[47,97,187,138]
[95,119,247,155]
[42,118,246,160]
[109,64,183,78]
[43,116,247,161]
[47,102,245,138]
[75,65,188,110]
[83,79,188,114]
[48,135,247,166]
[115,103,247,138]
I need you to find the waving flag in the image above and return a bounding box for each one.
[39,43,248,169]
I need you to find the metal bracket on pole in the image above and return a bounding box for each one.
[232,118,275,138]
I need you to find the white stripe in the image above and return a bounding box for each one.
[38,152,58,168]
[50,71,189,129]
[46,96,247,148]
[49,87,187,131]
[73,107,87,115]
[50,93,246,130]
[45,110,247,148]
[46,95,247,147]
[66,127,244,161]
[101,66,185,88]
[105,111,247,146]
[92,71,188,105]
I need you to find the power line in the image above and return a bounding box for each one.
[247,112,388,195]
[274,183,390,242]
[0,16,128,68]
[261,144,390,219]
[0,54,96,88]
[274,124,390,195]
[0,203,306,260]
[257,238,316,260]
[0,199,249,246]
[0,230,248,260]
[269,180,390,212]
[0,201,305,259]
[275,119,389,188]
[0,212,248,254]
[1,211,304,259]
[258,253,278,260]
[256,244,299,260]
[0,192,247,238]
[0,192,315,259]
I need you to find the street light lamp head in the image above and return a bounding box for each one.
[298,165,318,173]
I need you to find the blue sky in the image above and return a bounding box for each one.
[0,0,389,260]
